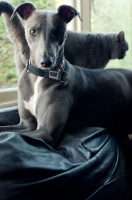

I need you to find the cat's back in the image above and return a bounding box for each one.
[66,30,97,47]
[65,31,99,67]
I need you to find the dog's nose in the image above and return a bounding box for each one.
[40,57,53,68]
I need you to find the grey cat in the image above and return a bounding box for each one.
[0,1,129,75]
[65,30,129,69]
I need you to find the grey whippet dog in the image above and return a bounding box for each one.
[0,1,128,76]
[0,2,132,147]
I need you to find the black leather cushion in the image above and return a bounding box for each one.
[0,127,130,200]
[0,106,20,125]
[0,107,130,199]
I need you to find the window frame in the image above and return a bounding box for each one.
[0,87,18,108]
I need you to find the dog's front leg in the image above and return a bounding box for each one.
[0,123,27,133]
[23,123,66,147]
[22,128,54,147]
[0,107,37,134]
[0,119,37,133]
[24,118,67,147]
[27,97,72,147]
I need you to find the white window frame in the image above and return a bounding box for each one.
[0,88,18,108]
[73,0,91,32]
[0,0,91,109]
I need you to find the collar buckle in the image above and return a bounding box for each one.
[49,70,59,80]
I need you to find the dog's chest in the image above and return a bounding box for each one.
[23,77,43,117]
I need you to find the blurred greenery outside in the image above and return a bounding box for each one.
[0,0,132,88]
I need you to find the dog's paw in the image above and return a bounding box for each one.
[128,134,132,141]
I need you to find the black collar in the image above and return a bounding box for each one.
[26,54,68,83]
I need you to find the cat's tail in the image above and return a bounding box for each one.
[0,1,29,75]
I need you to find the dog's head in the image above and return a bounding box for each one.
[11,2,81,69]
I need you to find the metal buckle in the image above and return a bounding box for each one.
[49,70,59,80]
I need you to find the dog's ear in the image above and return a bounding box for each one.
[117,31,125,43]
[10,2,35,20]
[57,5,82,23]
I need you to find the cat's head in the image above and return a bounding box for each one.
[111,31,128,59]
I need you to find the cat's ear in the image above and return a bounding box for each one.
[117,31,125,43]
[10,2,35,20]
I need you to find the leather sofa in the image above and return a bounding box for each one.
[0,106,131,200]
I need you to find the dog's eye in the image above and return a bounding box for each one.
[30,30,36,35]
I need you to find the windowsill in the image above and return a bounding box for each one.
[0,88,18,108]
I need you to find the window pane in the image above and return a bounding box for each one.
[91,0,132,69]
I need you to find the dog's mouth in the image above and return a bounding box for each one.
[40,66,51,70]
